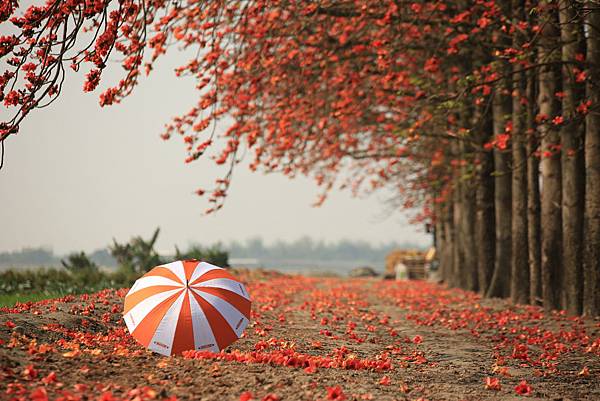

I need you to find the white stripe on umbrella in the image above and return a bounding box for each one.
[162,260,187,284]
[147,290,187,356]
[189,291,220,353]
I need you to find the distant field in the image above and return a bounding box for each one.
[0,259,386,308]
[2,260,386,274]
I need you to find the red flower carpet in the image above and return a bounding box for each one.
[1,271,599,401]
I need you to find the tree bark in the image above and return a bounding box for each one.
[475,109,495,294]
[486,0,513,299]
[583,0,600,316]
[538,1,562,311]
[442,200,455,285]
[486,82,513,298]
[510,0,530,305]
[559,0,585,315]
[526,68,542,306]
[461,171,478,292]
[458,47,478,292]
[434,199,444,276]
[452,141,465,289]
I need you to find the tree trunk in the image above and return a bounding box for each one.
[486,0,512,299]
[434,201,447,285]
[458,48,478,292]
[583,0,600,316]
[442,200,455,285]
[559,0,585,315]
[510,0,529,305]
[511,89,529,305]
[461,172,478,292]
[437,211,448,283]
[486,83,513,299]
[538,1,562,311]
[526,68,542,306]
[452,142,465,289]
[475,110,495,294]
[434,199,444,278]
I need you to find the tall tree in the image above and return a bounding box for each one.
[538,1,563,311]
[511,0,530,305]
[487,0,513,297]
[456,0,478,293]
[452,141,465,289]
[475,110,496,294]
[559,0,585,315]
[526,69,542,306]
[486,91,513,298]
[583,0,600,316]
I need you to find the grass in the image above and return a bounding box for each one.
[0,292,67,307]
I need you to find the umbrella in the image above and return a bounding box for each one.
[123,260,251,356]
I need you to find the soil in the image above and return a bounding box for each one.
[1,272,599,401]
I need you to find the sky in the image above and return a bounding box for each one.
[0,37,431,255]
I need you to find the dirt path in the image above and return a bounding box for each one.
[1,273,599,401]
[368,280,600,400]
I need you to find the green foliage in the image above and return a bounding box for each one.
[175,244,229,267]
[0,268,70,294]
[109,228,163,273]
[61,251,98,273]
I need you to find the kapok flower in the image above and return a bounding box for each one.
[485,377,501,391]
[326,386,346,400]
[514,380,532,396]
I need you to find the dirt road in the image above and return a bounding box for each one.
[1,272,599,400]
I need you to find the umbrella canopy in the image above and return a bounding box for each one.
[123,260,251,356]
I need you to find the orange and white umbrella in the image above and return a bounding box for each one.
[123,260,251,356]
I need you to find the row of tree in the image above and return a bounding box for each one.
[430,0,599,317]
[1,1,598,315]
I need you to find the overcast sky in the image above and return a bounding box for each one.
[0,40,430,254]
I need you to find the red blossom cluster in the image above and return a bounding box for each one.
[181,346,392,372]
[0,0,169,142]
[0,0,529,214]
